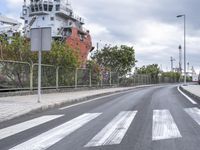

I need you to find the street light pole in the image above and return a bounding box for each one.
[177,14,187,85]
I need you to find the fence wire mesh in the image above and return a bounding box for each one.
[0,60,30,90]
[32,64,56,88]
[0,60,181,91]
[58,67,75,88]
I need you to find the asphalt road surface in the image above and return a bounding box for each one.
[1,85,200,150]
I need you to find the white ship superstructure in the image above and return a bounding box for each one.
[0,14,21,43]
[21,0,85,39]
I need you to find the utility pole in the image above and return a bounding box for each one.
[178,45,182,73]
[170,57,175,72]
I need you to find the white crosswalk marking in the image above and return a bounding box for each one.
[152,110,182,141]
[0,115,63,140]
[9,113,101,150]
[185,107,200,125]
[85,111,137,147]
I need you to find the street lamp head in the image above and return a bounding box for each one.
[177,15,185,18]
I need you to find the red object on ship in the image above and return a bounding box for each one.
[66,27,93,66]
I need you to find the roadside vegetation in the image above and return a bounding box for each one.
[91,45,136,76]
[0,35,185,89]
[0,34,80,68]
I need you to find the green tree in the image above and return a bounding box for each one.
[86,60,101,85]
[43,41,80,68]
[161,72,181,83]
[0,35,81,88]
[0,35,80,67]
[136,64,160,83]
[136,64,160,76]
[92,45,136,76]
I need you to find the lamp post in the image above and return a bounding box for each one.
[178,45,182,73]
[177,14,186,85]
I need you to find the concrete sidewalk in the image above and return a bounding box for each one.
[181,84,200,100]
[0,85,154,123]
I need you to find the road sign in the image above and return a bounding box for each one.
[30,27,52,103]
[31,28,51,51]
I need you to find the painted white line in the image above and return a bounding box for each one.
[152,110,182,141]
[10,113,101,150]
[59,90,133,110]
[0,115,63,140]
[185,107,200,125]
[85,111,137,147]
[177,86,197,104]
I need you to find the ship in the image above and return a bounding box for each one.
[21,0,94,65]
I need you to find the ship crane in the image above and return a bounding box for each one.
[0,14,21,38]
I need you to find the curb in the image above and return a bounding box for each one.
[0,84,164,123]
[179,86,200,101]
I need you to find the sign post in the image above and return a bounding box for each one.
[30,27,52,103]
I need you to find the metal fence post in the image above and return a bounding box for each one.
[110,71,112,86]
[30,64,33,91]
[75,68,77,88]
[89,69,92,87]
[101,72,103,87]
[150,75,152,84]
[117,73,119,86]
[56,66,59,90]
[145,75,148,85]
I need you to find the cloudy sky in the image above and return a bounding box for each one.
[1,0,200,73]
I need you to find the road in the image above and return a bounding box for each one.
[0,85,200,150]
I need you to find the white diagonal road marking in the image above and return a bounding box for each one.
[85,111,137,147]
[9,113,101,150]
[0,115,63,140]
[177,86,197,104]
[185,107,200,125]
[152,110,182,141]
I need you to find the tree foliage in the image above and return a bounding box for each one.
[91,45,136,76]
[161,72,181,79]
[0,34,81,88]
[0,34,80,68]
[136,64,160,77]
[43,41,80,68]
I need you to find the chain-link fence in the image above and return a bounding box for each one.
[0,60,181,91]
[0,60,30,90]
[0,60,120,91]
[119,74,180,87]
